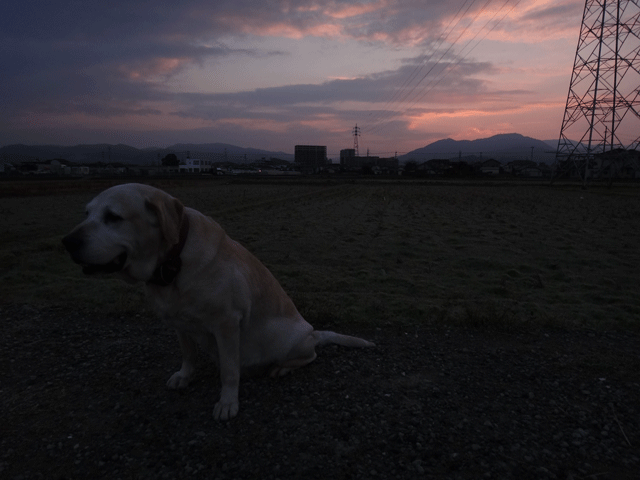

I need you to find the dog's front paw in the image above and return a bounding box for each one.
[166,371,192,389]
[213,400,239,421]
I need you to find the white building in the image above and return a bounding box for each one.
[178,159,212,173]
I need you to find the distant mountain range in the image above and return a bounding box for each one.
[399,134,557,164]
[1,134,559,166]
[0,143,294,165]
[161,143,294,163]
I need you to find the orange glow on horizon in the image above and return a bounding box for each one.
[406,101,563,131]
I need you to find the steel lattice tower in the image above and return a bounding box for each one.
[352,124,361,157]
[555,0,640,182]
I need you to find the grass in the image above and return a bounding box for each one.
[1,178,640,331]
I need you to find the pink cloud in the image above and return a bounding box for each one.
[118,57,192,81]
[211,1,583,49]
[324,1,388,20]
[488,0,583,42]
[216,14,345,40]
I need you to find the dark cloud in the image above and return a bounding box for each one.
[0,0,288,117]
[0,0,564,149]
[167,52,497,127]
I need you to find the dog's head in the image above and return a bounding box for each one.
[62,183,184,283]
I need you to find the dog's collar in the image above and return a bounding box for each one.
[147,214,190,287]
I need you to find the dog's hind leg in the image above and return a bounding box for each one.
[269,333,318,377]
[269,350,317,377]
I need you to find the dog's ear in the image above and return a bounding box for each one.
[145,192,184,246]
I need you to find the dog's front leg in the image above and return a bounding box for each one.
[166,330,197,389]
[212,319,241,421]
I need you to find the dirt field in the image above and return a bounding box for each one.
[1,178,639,479]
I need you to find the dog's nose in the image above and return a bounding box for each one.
[62,233,83,253]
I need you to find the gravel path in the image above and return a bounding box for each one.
[2,304,639,480]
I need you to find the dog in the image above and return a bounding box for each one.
[62,183,374,420]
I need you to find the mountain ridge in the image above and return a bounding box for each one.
[400,133,557,163]
[0,143,294,165]
[1,133,558,165]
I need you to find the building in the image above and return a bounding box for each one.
[340,149,356,167]
[341,150,399,174]
[0,162,16,175]
[369,156,399,174]
[295,145,327,173]
[418,159,451,175]
[178,158,213,173]
[71,166,90,175]
[593,149,640,179]
[479,159,502,175]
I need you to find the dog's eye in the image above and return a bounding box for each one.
[104,211,123,224]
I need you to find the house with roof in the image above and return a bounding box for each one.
[594,149,640,178]
[479,159,501,175]
[418,159,451,176]
[0,162,17,175]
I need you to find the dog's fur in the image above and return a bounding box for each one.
[62,183,374,420]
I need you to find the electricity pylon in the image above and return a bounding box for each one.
[353,124,361,157]
[555,0,640,184]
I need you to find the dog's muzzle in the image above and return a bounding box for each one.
[80,252,127,275]
[62,233,127,275]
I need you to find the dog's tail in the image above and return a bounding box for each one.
[312,330,375,348]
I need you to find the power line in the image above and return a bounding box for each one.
[404,0,522,113]
[362,0,521,138]
[364,0,492,134]
[365,0,518,137]
[365,0,478,127]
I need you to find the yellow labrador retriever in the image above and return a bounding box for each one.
[62,183,374,420]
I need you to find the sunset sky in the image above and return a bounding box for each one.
[1,0,587,157]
